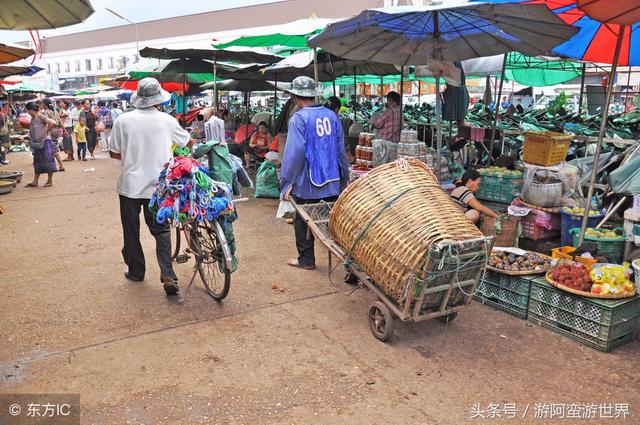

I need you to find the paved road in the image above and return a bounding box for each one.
[1,151,638,424]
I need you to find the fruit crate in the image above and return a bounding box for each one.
[560,208,605,246]
[528,278,640,352]
[570,227,626,264]
[476,173,523,204]
[474,270,534,319]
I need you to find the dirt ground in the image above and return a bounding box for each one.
[1,150,639,425]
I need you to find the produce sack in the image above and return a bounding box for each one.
[329,159,484,302]
[254,161,280,199]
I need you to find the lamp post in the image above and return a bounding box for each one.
[105,7,140,55]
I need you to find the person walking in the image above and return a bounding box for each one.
[280,76,349,270]
[74,117,88,161]
[97,100,113,152]
[42,98,65,171]
[110,101,123,123]
[24,101,57,187]
[109,78,192,296]
[58,100,74,161]
[79,99,98,160]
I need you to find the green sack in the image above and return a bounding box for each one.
[255,161,280,199]
[193,141,234,186]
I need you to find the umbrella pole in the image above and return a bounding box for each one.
[400,65,404,141]
[273,74,278,128]
[578,62,586,115]
[380,76,383,98]
[488,54,507,165]
[624,65,632,111]
[353,68,357,116]
[313,48,319,101]
[435,76,442,180]
[578,25,626,246]
[332,80,336,96]
[181,73,186,127]
[213,60,218,114]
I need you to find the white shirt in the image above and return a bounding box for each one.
[204,115,225,142]
[70,107,79,125]
[59,109,72,128]
[110,108,190,199]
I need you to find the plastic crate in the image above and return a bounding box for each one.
[570,227,625,264]
[520,208,560,241]
[528,278,640,352]
[523,131,572,166]
[560,208,605,246]
[474,270,534,319]
[476,173,523,204]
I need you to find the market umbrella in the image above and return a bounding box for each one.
[128,58,235,84]
[477,3,640,244]
[200,79,289,92]
[0,42,33,64]
[309,2,578,177]
[212,18,337,49]
[0,0,94,30]
[0,65,32,78]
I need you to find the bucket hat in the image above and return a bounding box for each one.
[286,76,319,98]
[131,77,171,109]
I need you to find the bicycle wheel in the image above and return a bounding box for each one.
[192,220,231,300]
[171,225,181,260]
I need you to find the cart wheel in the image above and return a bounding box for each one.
[343,267,359,285]
[436,312,459,324]
[368,300,394,342]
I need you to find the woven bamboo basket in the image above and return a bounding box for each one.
[329,159,483,303]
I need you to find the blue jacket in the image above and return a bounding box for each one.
[280,105,349,200]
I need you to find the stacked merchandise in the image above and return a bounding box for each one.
[397,130,428,163]
[354,132,374,170]
[372,138,398,167]
[149,156,236,226]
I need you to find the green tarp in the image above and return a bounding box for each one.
[213,32,320,49]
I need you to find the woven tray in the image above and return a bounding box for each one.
[545,271,636,299]
[487,253,554,276]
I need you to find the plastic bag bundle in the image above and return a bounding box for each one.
[149,156,235,226]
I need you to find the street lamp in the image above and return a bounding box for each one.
[105,7,139,56]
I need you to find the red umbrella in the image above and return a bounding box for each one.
[578,0,640,26]
[118,80,188,92]
[234,123,256,144]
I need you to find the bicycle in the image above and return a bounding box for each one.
[171,216,233,303]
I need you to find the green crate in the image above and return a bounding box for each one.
[477,173,523,204]
[570,227,625,263]
[474,270,535,319]
[527,278,640,352]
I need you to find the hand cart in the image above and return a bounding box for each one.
[293,200,493,342]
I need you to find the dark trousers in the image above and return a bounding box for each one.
[119,195,176,281]
[292,195,339,267]
[77,143,87,160]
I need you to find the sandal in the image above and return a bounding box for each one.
[25,183,38,187]
[44,182,53,187]
[286,258,316,270]
[58,168,65,172]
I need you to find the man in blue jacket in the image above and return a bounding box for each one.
[281,76,349,270]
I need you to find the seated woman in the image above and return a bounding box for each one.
[450,169,498,224]
[244,121,272,166]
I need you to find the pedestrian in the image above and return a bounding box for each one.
[280,76,349,270]
[109,78,192,296]
[58,100,74,161]
[24,101,57,187]
[0,105,10,165]
[74,117,88,161]
[110,101,123,123]
[97,100,113,151]
[372,91,402,142]
[79,99,98,160]
[42,98,65,171]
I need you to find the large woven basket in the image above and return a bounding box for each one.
[523,131,572,166]
[329,159,484,303]
[522,181,563,208]
[479,215,519,247]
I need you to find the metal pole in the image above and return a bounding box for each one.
[435,76,442,179]
[213,60,218,113]
[578,25,626,246]
[353,67,357,115]
[332,79,336,96]
[273,73,278,127]
[181,73,186,127]
[399,65,404,141]
[488,55,507,164]
[624,65,632,111]
[578,62,586,115]
[313,48,319,88]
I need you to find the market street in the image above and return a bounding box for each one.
[0,152,637,424]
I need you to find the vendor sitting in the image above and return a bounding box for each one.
[244,121,272,166]
[451,169,498,224]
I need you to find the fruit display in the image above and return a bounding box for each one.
[479,166,523,177]
[584,228,624,239]
[590,264,636,296]
[488,250,552,273]
[550,263,593,292]
[562,206,602,216]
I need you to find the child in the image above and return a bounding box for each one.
[74,117,88,161]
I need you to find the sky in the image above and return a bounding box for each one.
[0,0,279,43]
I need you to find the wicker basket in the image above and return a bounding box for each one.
[329,160,484,303]
[479,215,519,247]
[523,131,572,166]
[522,181,563,208]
